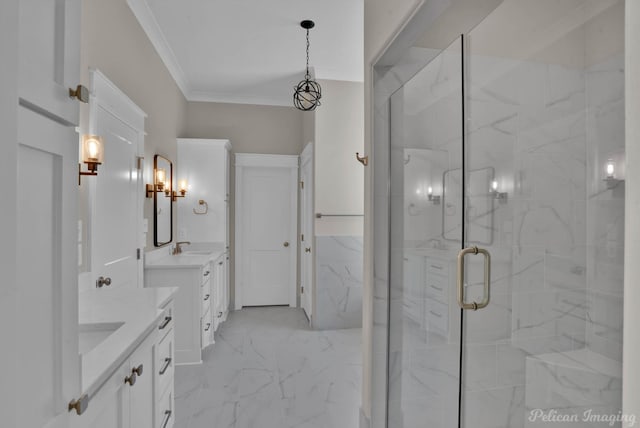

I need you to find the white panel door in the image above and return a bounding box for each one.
[242,167,294,306]
[18,0,80,126]
[17,106,80,428]
[92,106,141,289]
[300,157,313,320]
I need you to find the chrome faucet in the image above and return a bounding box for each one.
[173,241,191,255]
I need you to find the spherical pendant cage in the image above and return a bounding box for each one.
[293,78,322,111]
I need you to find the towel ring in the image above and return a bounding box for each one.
[193,199,208,215]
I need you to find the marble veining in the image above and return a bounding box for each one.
[174,307,362,428]
[314,236,363,330]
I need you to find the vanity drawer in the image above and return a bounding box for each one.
[156,387,174,428]
[201,262,212,286]
[426,298,448,334]
[157,306,174,339]
[201,309,213,348]
[425,274,447,303]
[156,326,174,398]
[201,287,211,316]
[426,258,448,276]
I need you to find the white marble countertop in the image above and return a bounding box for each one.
[145,242,225,269]
[144,251,223,269]
[78,287,178,396]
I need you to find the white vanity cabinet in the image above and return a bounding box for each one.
[145,255,219,364]
[72,302,175,428]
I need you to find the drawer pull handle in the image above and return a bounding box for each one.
[204,294,210,301]
[124,372,137,386]
[430,285,443,291]
[132,364,143,377]
[68,394,89,415]
[218,261,223,266]
[430,265,443,270]
[159,357,172,375]
[161,410,172,428]
[158,316,172,330]
[203,270,210,276]
[204,322,211,332]
[429,310,442,318]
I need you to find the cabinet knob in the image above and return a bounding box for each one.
[69,84,89,103]
[204,294,210,301]
[96,276,112,288]
[124,372,137,386]
[132,364,143,377]
[68,394,89,415]
[305,247,311,253]
[283,241,290,247]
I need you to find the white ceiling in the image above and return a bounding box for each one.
[127,0,364,106]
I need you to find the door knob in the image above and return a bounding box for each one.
[305,247,311,253]
[283,241,290,247]
[96,276,112,288]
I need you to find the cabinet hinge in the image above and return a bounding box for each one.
[136,156,144,170]
[300,181,304,189]
[301,286,304,294]
[137,248,141,260]
[301,234,304,242]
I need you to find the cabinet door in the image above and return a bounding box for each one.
[18,0,80,126]
[69,364,130,428]
[129,334,156,428]
[17,106,81,428]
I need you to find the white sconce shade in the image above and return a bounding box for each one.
[491,180,499,192]
[156,168,166,186]
[178,179,188,193]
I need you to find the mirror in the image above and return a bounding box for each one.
[153,155,173,246]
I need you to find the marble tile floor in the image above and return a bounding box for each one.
[174,307,363,428]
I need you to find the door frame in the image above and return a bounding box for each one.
[235,153,299,309]
[299,143,314,321]
[87,69,146,288]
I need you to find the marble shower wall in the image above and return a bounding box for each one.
[314,236,364,330]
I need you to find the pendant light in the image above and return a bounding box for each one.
[293,20,322,111]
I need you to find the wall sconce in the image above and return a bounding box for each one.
[427,186,441,205]
[146,168,170,198]
[490,180,508,203]
[604,158,624,189]
[78,135,104,184]
[171,179,188,201]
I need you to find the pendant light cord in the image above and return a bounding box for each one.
[305,29,311,80]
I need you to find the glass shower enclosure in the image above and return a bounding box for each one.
[384,1,625,427]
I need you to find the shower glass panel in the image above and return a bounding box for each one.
[386,1,625,427]
[461,1,625,427]
[388,37,463,428]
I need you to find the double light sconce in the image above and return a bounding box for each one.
[146,168,188,202]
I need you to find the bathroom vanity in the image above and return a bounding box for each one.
[145,244,229,365]
[74,287,177,428]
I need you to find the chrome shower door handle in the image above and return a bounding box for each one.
[456,246,491,311]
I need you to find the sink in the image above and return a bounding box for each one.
[78,322,124,354]
[179,250,212,256]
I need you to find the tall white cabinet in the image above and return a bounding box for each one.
[177,138,231,314]
[176,139,231,250]
[3,0,83,427]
